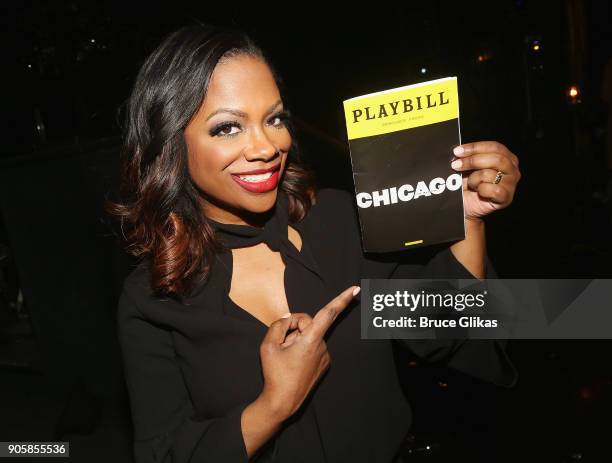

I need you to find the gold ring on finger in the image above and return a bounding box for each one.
[493,171,504,184]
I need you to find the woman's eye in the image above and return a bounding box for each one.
[210,112,289,138]
[219,125,240,136]
[210,122,241,138]
[269,111,290,128]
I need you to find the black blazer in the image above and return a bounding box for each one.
[117,187,516,463]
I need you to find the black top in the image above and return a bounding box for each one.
[117,187,517,463]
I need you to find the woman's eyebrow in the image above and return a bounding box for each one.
[205,99,282,121]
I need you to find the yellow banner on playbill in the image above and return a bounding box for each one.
[343,77,459,140]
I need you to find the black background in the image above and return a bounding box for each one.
[1,2,611,462]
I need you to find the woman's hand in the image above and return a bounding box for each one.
[450,141,521,222]
[257,286,359,421]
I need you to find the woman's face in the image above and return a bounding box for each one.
[184,54,292,226]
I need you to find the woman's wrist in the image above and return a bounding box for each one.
[449,217,487,279]
[465,215,485,225]
[255,389,290,424]
[241,392,286,459]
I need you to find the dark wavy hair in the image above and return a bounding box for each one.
[105,24,317,299]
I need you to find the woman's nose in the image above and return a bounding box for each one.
[243,128,278,161]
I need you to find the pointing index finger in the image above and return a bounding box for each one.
[305,286,359,339]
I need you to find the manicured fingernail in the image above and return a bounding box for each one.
[281,313,291,318]
[352,286,361,296]
[453,146,465,156]
[451,160,462,169]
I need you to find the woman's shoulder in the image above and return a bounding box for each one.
[118,258,189,326]
[305,187,361,239]
[123,257,151,292]
[118,258,155,316]
[311,187,356,216]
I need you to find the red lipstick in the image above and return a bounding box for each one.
[230,165,281,193]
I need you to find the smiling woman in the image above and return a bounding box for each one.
[106,23,517,463]
[185,55,292,211]
[105,26,316,298]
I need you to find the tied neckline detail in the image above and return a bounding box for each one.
[206,190,290,253]
[206,190,324,289]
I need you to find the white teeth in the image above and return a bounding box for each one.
[237,172,273,182]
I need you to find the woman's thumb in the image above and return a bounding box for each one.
[263,313,293,345]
